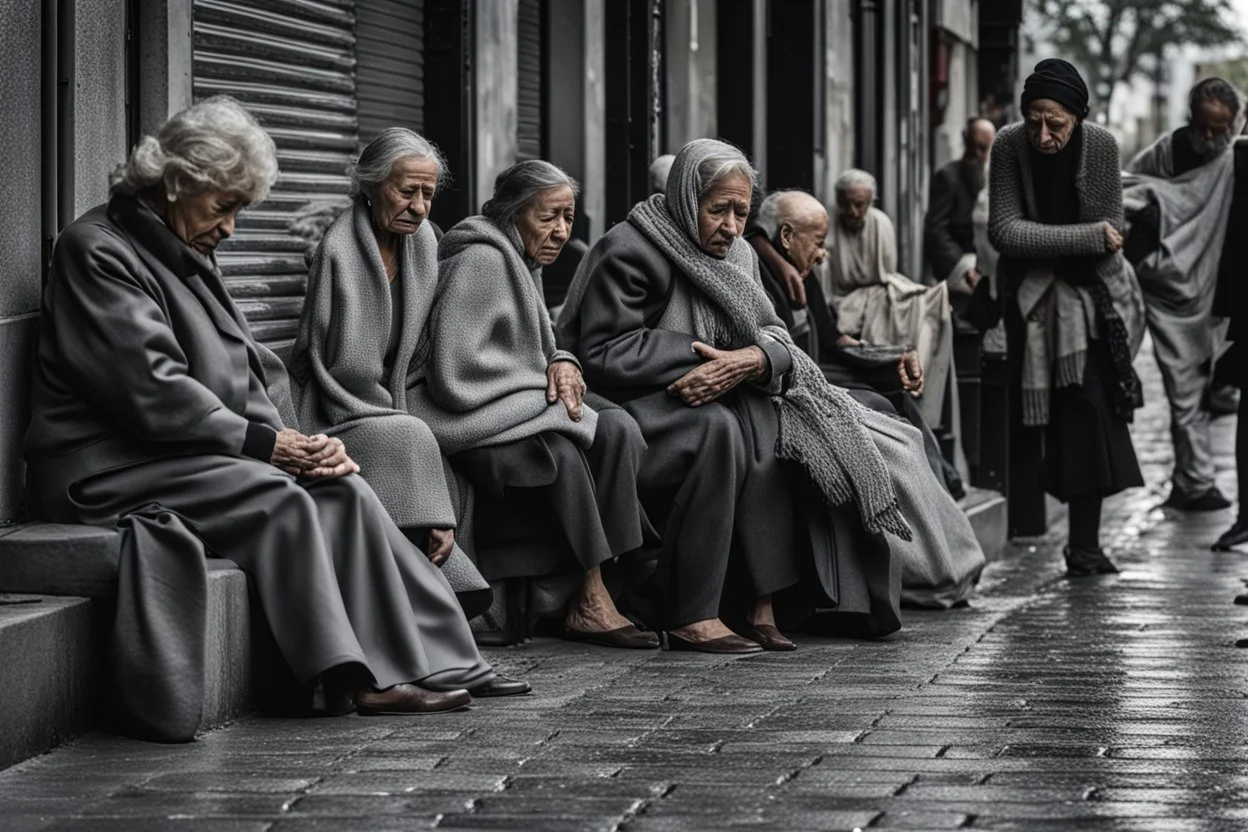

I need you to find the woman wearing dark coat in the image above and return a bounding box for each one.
[559,140,984,649]
[23,98,525,739]
[988,59,1147,575]
[408,161,659,650]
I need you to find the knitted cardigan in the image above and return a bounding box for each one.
[407,215,598,454]
[988,121,1146,419]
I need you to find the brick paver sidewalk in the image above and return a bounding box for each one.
[2,346,1245,832]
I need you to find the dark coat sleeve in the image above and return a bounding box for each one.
[46,226,271,460]
[576,237,703,392]
[924,167,967,282]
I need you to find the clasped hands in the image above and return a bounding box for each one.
[547,359,587,421]
[668,342,767,407]
[272,429,359,479]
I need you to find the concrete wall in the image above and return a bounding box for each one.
[0,0,45,521]
[583,0,606,241]
[820,0,856,206]
[664,0,717,152]
[475,0,520,214]
[73,0,130,219]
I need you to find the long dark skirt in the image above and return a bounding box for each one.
[1045,340,1145,501]
[450,403,652,583]
[32,455,494,740]
[618,388,900,633]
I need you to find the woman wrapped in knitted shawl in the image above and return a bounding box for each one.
[558,139,985,646]
[409,160,660,650]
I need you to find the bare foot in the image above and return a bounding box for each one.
[564,567,634,633]
[747,595,776,627]
[668,617,736,642]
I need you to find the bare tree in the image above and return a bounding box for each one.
[1032,0,1241,113]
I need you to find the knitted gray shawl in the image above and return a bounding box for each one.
[560,139,911,541]
[407,215,598,454]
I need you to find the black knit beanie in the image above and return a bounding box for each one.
[1020,58,1090,120]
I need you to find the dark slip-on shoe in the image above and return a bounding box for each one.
[737,623,797,652]
[565,624,661,649]
[470,676,532,698]
[356,684,471,715]
[666,631,763,654]
[1213,520,1248,552]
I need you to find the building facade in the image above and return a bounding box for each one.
[0,0,1021,524]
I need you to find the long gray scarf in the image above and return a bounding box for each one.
[560,139,911,540]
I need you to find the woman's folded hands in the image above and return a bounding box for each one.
[271,429,361,479]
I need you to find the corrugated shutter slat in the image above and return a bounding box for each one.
[193,0,358,351]
[356,0,424,142]
[516,0,543,161]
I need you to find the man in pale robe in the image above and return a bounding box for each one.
[826,168,956,428]
[1124,77,1246,510]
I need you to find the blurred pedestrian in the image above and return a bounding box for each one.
[925,117,997,296]
[1125,78,1246,512]
[989,58,1146,576]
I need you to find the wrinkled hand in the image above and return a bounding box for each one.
[426,528,454,567]
[667,342,767,407]
[547,360,586,422]
[836,333,862,348]
[1103,222,1123,253]
[779,259,807,309]
[898,349,924,397]
[271,429,359,479]
[965,267,983,290]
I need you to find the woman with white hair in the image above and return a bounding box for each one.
[24,98,522,739]
[408,160,659,650]
[559,139,984,649]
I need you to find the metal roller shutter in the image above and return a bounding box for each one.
[356,0,425,142]
[192,0,358,351]
[516,0,543,161]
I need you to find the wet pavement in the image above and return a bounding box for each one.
[1,344,1245,832]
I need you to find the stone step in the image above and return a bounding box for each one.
[961,487,1008,562]
[0,563,252,771]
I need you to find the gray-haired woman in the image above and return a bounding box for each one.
[289,127,506,631]
[24,99,524,739]
[408,160,659,649]
[559,139,984,650]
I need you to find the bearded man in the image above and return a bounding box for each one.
[924,118,997,295]
[1125,77,1246,511]
[826,169,956,431]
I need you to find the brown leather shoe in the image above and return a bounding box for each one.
[470,676,532,697]
[565,623,661,649]
[737,623,796,652]
[666,631,763,654]
[355,684,471,715]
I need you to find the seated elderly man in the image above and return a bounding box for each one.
[827,169,956,429]
[24,97,524,740]
[558,140,985,641]
[751,189,963,499]
[1125,77,1246,512]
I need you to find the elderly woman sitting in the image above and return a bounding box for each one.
[290,128,497,623]
[558,139,985,649]
[23,98,526,739]
[405,160,658,649]
[989,59,1146,575]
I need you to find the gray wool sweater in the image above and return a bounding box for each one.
[407,215,598,455]
[988,122,1146,417]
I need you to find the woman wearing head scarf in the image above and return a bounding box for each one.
[559,140,985,649]
[408,160,659,650]
[989,59,1147,575]
[23,99,521,737]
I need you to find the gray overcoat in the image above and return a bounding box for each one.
[24,195,493,742]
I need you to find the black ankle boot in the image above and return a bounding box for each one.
[1065,545,1119,576]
